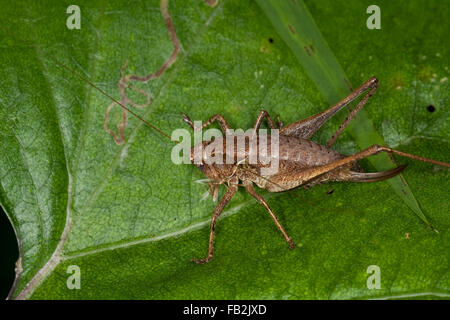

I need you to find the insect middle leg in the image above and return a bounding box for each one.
[253,110,282,133]
[182,113,230,133]
[192,179,238,264]
[243,181,296,249]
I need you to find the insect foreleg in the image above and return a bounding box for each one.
[243,181,296,249]
[192,179,238,264]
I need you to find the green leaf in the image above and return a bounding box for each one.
[255,0,435,229]
[0,0,448,299]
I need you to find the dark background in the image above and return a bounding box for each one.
[0,205,18,299]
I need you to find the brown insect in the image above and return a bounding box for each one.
[180,76,449,263]
[5,24,448,266]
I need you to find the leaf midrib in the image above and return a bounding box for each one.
[74,1,225,222]
[17,0,227,298]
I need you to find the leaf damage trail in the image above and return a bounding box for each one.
[104,0,181,144]
[13,0,186,300]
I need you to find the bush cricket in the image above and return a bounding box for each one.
[3,14,449,266]
[179,76,449,263]
[41,60,450,264]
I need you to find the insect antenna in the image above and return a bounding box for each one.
[0,25,175,143]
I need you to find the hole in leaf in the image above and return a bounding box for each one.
[268,38,274,44]
[0,206,19,299]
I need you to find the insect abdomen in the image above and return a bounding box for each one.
[278,135,344,166]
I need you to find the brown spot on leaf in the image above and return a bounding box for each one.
[418,65,433,81]
[344,78,353,91]
[304,46,312,56]
[388,73,404,90]
[288,25,296,34]
[204,0,218,7]
[104,0,180,145]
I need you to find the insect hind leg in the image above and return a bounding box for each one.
[283,144,449,191]
[280,77,378,141]
[326,82,378,147]
[379,146,450,168]
[243,181,296,250]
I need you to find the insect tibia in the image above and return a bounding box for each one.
[379,147,450,168]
